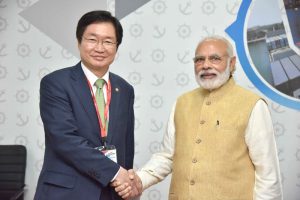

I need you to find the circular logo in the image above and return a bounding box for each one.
[226,0,300,110]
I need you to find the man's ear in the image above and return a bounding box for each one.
[230,56,236,73]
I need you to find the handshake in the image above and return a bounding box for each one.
[111,167,143,200]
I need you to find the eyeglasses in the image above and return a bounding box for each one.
[82,36,117,49]
[193,54,229,65]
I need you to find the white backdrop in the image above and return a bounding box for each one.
[0,0,299,199]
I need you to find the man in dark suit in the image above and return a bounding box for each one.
[34,10,135,200]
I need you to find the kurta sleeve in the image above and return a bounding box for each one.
[245,100,283,200]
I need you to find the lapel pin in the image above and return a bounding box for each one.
[115,88,119,92]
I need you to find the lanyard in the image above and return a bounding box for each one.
[86,77,112,143]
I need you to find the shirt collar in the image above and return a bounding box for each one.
[81,62,109,86]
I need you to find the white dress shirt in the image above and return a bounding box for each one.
[81,63,120,182]
[81,62,109,102]
[137,100,283,200]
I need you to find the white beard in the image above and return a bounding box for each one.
[195,63,231,90]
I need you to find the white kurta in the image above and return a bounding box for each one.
[137,100,283,200]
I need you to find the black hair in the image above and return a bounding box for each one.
[76,10,123,48]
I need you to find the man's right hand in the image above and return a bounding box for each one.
[112,169,143,199]
[112,167,132,199]
[112,169,143,198]
[128,169,143,197]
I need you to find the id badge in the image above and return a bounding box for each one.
[95,145,117,163]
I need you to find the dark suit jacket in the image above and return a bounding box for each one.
[34,62,135,200]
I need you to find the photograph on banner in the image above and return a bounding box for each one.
[284,0,300,49]
[246,0,300,100]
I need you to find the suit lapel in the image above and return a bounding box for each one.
[70,66,120,145]
[70,63,100,135]
[107,73,121,144]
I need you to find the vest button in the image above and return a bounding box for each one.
[200,120,205,124]
[206,101,211,105]
[196,139,202,144]
[192,158,197,163]
[190,180,195,185]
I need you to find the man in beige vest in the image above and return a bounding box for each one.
[114,35,283,200]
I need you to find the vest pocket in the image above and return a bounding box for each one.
[217,198,249,200]
[169,193,178,200]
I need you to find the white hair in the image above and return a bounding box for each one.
[196,35,234,57]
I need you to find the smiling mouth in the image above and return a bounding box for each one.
[92,55,106,60]
[200,73,217,79]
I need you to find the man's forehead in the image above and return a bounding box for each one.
[195,40,227,55]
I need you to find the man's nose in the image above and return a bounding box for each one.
[202,58,211,69]
[94,42,105,51]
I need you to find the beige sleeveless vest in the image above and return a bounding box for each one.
[169,78,260,200]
